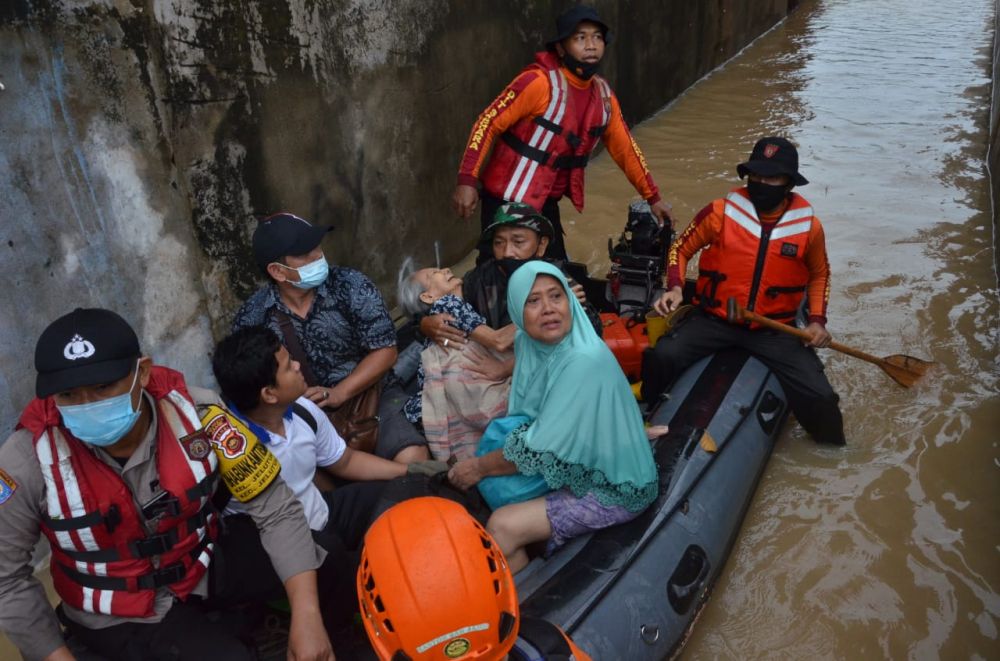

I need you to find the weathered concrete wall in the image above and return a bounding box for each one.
[0,0,792,430]
[990,0,1000,281]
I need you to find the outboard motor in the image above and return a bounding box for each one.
[608,201,673,313]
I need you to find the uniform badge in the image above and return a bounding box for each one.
[204,415,248,459]
[780,242,798,257]
[63,334,96,360]
[444,638,471,658]
[180,430,213,460]
[764,143,779,158]
[0,468,18,505]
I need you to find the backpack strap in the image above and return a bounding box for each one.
[291,402,318,435]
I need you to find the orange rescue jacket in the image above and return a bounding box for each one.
[667,188,831,327]
[458,51,659,212]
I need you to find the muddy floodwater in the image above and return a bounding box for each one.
[568,0,999,658]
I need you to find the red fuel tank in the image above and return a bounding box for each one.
[600,313,646,382]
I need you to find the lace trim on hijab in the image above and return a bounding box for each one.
[502,423,658,513]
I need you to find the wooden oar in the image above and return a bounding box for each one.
[726,298,934,388]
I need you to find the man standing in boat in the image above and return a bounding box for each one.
[646,137,846,446]
[451,5,675,262]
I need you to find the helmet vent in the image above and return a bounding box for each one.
[493,579,501,594]
[498,611,517,641]
[374,595,386,612]
[487,555,497,573]
[365,575,376,591]
[480,534,493,549]
[382,617,395,633]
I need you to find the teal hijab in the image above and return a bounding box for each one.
[501,261,657,512]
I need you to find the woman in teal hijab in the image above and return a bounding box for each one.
[449,261,658,572]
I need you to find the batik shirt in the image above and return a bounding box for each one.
[403,295,486,423]
[233,266,397,387]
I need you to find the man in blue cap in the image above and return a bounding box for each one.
[452,4,675,262]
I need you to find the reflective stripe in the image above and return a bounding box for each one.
[159,399,208,484]
[515,71,569,202]
[727,191,758,220]
[771,220,813,240]
[99,588,113,614]
[52,429,100,554]
[776,207,814,224]
[597,77,610,124]
[37,432,78,553]
[724,204,762,237]
[82,586,95,613]
[505,69,567,202]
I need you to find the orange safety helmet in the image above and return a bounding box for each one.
[357,497,520,660]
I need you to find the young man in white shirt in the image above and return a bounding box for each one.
[211,326,445,636]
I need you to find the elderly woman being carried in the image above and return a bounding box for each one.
[448,261,660,573]
[398,261,515,462]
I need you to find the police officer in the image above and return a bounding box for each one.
[0,308,334,660]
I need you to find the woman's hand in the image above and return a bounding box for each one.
[448,457,485,491]
[570,282,587,304]
[420,313,468,350]
[464,344,514,382]
[653,287,683,316]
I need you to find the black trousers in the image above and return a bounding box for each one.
[63,481,386,660]
[642,310,846,445]
[478,192,566,264]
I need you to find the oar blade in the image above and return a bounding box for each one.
[879,354,935,388]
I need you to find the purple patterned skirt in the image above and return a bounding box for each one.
[544,489,640,554]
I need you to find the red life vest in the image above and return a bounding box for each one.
[695,188,816,326]
[480,51,612,212]
[18,367,219,618]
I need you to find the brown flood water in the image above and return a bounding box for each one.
[568,0,1000,658]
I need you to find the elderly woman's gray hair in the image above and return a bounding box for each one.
[397,257,431,318]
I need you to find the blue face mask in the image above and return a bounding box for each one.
[285,256,329,290]
[57,365,142,447]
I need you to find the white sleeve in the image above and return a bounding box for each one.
[298,397,346,467]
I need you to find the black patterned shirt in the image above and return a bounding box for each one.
[232,266,397,387]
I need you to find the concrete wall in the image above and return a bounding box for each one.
[0,0,792,430]
[990,0,1000,281]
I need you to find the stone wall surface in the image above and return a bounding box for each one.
[0,0,791,430]
[991,0,999,280]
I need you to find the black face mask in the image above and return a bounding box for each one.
[496,257,533,276]
[747,180,790,214]
[560,52,600,80]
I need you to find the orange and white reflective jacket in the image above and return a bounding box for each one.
[667,187,831,326]
[457,51,660,212]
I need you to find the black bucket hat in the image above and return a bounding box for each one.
[736,136,809,186]
[546,5,613,48]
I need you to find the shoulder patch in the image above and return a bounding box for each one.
[200,405,281,503]
[0,467,17,505]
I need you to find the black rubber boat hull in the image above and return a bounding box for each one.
[515,349,790,659]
